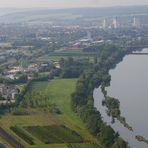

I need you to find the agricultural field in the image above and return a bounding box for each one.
[0,79,102,148]
[37,54,94,62]
[24,125,83,144]
[54,47,83,53]
[36,48,95,62]
[67,142,100,148]
[0,136,13,148]
[10,126,35,145]
[36,55,62,62]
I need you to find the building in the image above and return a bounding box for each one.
[112,17,119,29]
[0,84,19,100]
[54,62,60,69]
[7,66,22,74]
[132,16,140,28]
[102,18,107,29]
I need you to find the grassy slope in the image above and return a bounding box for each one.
[30,79,84,128]
[29,79,102,146]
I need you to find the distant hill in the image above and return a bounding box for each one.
[0,6,148,23]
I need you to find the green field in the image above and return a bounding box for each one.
[67,143,100,148]
[28,79,84,128]
[10,126,35,145]
[27,79,102,147]
[37,55,64,62]
[37,49,95,62]
[24,125,83,144]
[0,79,102,148]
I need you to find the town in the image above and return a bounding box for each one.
[0,12,148,105]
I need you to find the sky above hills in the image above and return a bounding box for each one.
[0,0,148,8]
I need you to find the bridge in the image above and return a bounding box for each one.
[121,45,148,55]
[130,53,148,55]
[121,45,148,49]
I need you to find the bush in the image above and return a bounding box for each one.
[11,107,29,115]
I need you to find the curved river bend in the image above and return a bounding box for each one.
[94,48,148,148]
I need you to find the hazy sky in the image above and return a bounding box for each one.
[0,0,148,8]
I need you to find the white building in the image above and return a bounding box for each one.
[102,18,107,29]
[112,17,119,29]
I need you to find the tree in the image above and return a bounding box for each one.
[111,137,128,148]
[99,125,117,147]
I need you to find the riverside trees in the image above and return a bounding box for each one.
[71,44,129,147]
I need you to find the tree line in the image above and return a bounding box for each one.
[71,44,130,148]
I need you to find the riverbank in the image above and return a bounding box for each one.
[105,49,148,148]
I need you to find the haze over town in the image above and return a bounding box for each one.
[0,0,148,8]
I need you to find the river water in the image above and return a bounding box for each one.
[94,48,148,148]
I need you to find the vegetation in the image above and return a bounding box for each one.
[51,57,92,78]
[20,92,61,114]
[1,12,146,148]
[102,88,133,131]
[10,126,34,145]
[102,96,120,118]
[71,44,130,147]
[67,142,100,148]
[0,79,101,148]
[11,107,30,115]
[0,135,13,148]
[24,125,84,144]
[0,43,132,148]
[25,79,84,127]
[111,138,129,148]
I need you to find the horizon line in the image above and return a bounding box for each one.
[0,4,148,10]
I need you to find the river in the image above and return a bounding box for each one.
[94,48,148,148]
